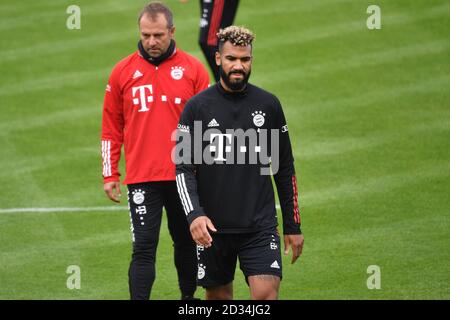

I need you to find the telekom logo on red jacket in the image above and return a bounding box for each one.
[132,85,153,112]
[131,84,183,112]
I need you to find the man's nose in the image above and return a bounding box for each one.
[147,36,157,47]
[232,61,244,71]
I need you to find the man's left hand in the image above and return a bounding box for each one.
[284,234,304,264]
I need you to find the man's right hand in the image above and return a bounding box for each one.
[190,216,217,248]
[104,181,122,203]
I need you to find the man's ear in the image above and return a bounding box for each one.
[215,51,221,66]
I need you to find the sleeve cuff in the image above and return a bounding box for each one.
[186,208,206,225]
[103,176,120,184]
[283,224,302,235]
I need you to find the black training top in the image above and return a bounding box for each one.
[175,82,301,234]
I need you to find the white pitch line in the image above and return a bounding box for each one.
[0,205,281,214]
[0,206,128,214]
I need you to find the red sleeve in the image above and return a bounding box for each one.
[101,64,124,183]
[194,60,210,94]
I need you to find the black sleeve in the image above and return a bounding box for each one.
[272,97,302,235]
[175,100,206,225]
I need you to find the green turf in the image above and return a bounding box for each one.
[0,0,449,299]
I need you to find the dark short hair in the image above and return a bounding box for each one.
[217,26,255,52]
[138,1,173,28]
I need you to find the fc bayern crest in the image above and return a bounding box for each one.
[197,263,206,280]
[251,110,266,127]
[132,189,145,205]
[171,66,185,80]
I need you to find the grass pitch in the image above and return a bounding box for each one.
[0,0,449,299]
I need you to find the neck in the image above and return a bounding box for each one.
[219,78,246,93]
[138,40,176,66]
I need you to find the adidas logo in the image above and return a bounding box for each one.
[270,260,280,269]
[132,70,143,79]
[207,118,220,127]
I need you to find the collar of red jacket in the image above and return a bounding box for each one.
[137,39,176,66]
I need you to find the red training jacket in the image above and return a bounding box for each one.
[101,48,210,184]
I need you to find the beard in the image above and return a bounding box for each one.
[219,66,251,91]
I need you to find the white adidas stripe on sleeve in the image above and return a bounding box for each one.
[102,140,112,177]
[176,174,191,215]
[176,173,194,215]
[179,173,194,212]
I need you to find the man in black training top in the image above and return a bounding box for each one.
[175,26,304,300]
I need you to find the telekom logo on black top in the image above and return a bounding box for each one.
[172,121,285,176]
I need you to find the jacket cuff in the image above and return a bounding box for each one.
[103,176,120,184]
[283,224,302,235]
[186,208,206,225]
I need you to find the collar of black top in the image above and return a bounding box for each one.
[216,81,249,99]
[138,39,176,66]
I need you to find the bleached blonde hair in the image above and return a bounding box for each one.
[217,26,255,51]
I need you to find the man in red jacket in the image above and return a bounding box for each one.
[101,1,210,300]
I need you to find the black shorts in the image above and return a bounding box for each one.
[197,227,282,288]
